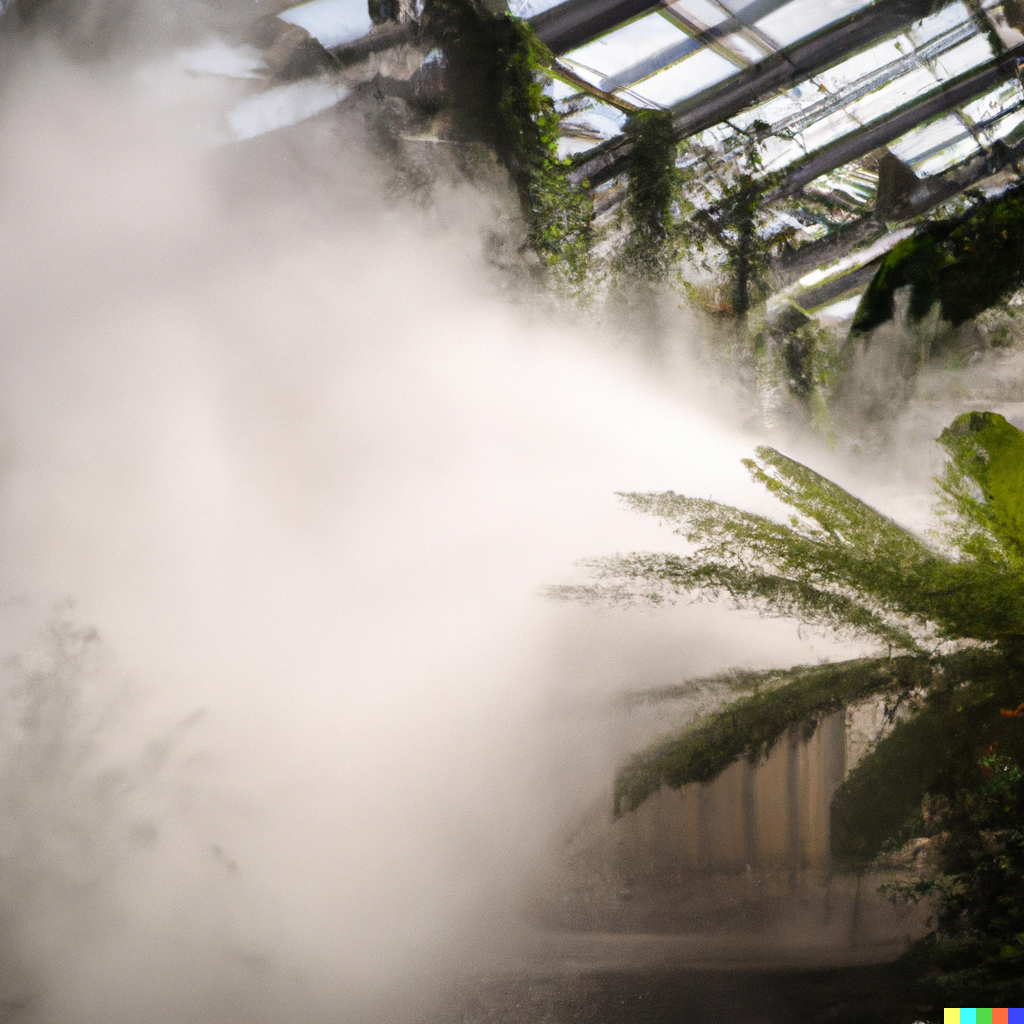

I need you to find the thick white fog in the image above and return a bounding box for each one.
[0,37,905,1024]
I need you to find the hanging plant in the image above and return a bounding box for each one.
[852,184,1024,335]
[423,0,593,289]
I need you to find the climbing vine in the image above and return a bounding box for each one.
[615,109,681,284]
[423,0,593,289]
[675,122,783,319]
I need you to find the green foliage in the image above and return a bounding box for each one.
[424,0,593,288]
[555,433,1024,652]
[758,307,842,423]
[615,655,935,815]
[926,740,1024,1002]
[936,410,1024,567]
[831,649,1009,865]
[852,185,1024,334]
[555,409,1024,1000]
[616,110,681,284]
[882,705,1024,1004]
[676,124,781,318]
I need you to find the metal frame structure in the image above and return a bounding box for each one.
[518,0,1024,317]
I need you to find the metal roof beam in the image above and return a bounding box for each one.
[766,42,1024,200]
[528,0,658,55]
[530,0,796,57]
[777,137,1024,286]
[568,0,953,186]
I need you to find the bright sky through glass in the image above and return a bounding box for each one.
[277,0,372,47]
[622,45,739,106]
[561,12,690,89]
[753,0,874,47]
[667,0,730,29]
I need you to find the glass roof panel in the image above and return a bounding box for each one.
[964,79,1024,143]
[731,83,818,131]
[778,107,861,161]
[842,65,941,124]
[506,0,563,16]
[961,79,1024,125]
[721,31,769,62]
[813,35,911,94]
[545,76,580,102]
[983,3,1024,48]
[757,134,812,173]
[753,0,873,49]
[889,112,970,164]
[928,33,994,80]
[905,1,973,46]
[561,13,690,88]
[555,95,629,157]
[622,46,739,106]
[666,0,730,29]
[984,107,1024,142]
[277,0,371,48]
[915,134,980,176]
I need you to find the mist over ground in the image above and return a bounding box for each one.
[0,16,957,1023]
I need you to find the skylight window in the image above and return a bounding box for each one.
[813,36,913,94]
[506,0,563,17]
[963,80,1024,144]
[915,134,981,176]
[841,66,942,125]
[561,13,691,90]
[905,1,974,47]
[721,31,769,63]
[888,112,977,172]
[666,0,730,29]
[929,34,995,81]
[753,0,874,49]
[622,46,740,107]
[962,80,1024,127]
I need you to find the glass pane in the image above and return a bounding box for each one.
[905,1,973,46]
[785,107,861,159]
[930,34,995,81]
[843,66,941,125]
[561,13,690,87]
[889,112,970,163]
[721,31,769,62]
[545,76,581,102]
[916,135,980,175]
[507,0,563,16]
[961,80,1024,125]
[984,107,1024,143]
[754,0,874,49]
[621,46,739,106]
[813,36,911,93]
[758,133,811,173]
[556,98,629,157]
[277,0,372,48]
[666,0,730,28]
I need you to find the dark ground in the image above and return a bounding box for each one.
[434,963,930,1024]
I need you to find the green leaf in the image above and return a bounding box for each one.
[938,411,1024,565]
[613,655,936,815]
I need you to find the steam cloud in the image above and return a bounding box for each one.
[0,31,860,1024]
